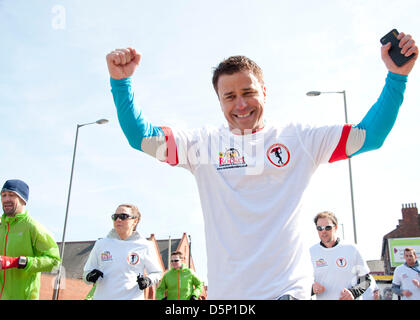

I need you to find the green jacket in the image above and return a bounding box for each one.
[0,211,60,300]
[156,264,203,300]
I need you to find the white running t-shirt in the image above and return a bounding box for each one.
[310,241,370,300]
[163,121,347,299]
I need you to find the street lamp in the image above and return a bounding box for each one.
[188,235,192,269]
[52,118,109,300]
[306,90,358,244]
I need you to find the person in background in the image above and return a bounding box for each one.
[392,247,420,300]
[156,251,203,300]
[310,211,371,300]
[83,203,162,299]
[383,287,394,300]
[361,276,380,300]
[0,179,60,300]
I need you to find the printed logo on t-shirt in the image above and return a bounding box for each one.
[217,148,248,170]
[402,273,409,279]
[101,251,113,262]
[127,252,140,265]
[266,144,290,167]
[336,257,347,268]
[315,258,328,268]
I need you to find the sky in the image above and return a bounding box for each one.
[1,0,420,285]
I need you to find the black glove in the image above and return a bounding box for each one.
[190,295,198,300]
[86,269,103,283]
[137,275,152,290]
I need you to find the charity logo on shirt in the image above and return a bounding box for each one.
[217,148,247,170]
[101,251,113,262]
[266,143,290,167]
[315,258,328,268]
[336,257,347,268]
[127,252,140,265]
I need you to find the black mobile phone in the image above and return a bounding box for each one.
[380,29,415,67]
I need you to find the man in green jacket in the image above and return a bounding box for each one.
[0,179,60,300]
[157,251,203,300]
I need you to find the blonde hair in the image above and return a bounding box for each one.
[117,203,141,231]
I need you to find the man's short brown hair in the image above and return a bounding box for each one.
[404,247,417,255]
[212,55,264,94]
[171,251,184,259]
[313,211,338,226]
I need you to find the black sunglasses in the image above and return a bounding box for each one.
[111,213,135,221]
[316,225,334,231]
[171,259,180,263]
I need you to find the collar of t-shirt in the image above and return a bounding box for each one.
[320,237,340,248]
[404,260,420,273]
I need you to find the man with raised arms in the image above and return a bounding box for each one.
[106,32,417,299]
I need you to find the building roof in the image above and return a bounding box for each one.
[55,240,95,279]
[156,238,181,270]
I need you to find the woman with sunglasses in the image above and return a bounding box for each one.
[309,211,371,300]
[83,204,162,300]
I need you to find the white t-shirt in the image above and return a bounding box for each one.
[164,121,346,299]
[83,230,163,300]
[310,241,370,300]
[392,263,420,300]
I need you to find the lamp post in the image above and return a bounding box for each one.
[306,90,358,244]
[188,235,192,269]
[52,118,109,300]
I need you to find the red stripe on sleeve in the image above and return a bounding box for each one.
[160,126,179,166]
[328,124,352,163]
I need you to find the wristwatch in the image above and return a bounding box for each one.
[18,256,27,269]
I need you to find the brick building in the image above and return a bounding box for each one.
[381,203,420,274]
[40,232,206,300]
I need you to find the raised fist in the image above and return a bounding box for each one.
[106,47,141,80]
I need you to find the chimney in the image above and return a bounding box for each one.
[401,203,418,221]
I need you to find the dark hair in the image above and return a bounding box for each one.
[313,211,338,226]
[171,251,184,259]
[212,55,264,94]
[404,247,416,255]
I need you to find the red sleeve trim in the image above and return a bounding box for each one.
[328,124,352,163]
[160,126,179,166]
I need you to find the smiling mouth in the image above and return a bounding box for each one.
[235,111,253,118]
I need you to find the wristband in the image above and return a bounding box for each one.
[18,256,27,269]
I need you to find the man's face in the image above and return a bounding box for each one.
[316,217,338,246]
[404,250,417,267]
[217,71,266,134]
[170,255,183,269]
[1,191,25,216]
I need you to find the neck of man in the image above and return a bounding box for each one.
[406,260,419,268]
[4,206,26,218]
[229,123,265,136]
[321,237,340,248]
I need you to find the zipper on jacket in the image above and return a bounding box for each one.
[0,222,10,299]
[177,269,180,300]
